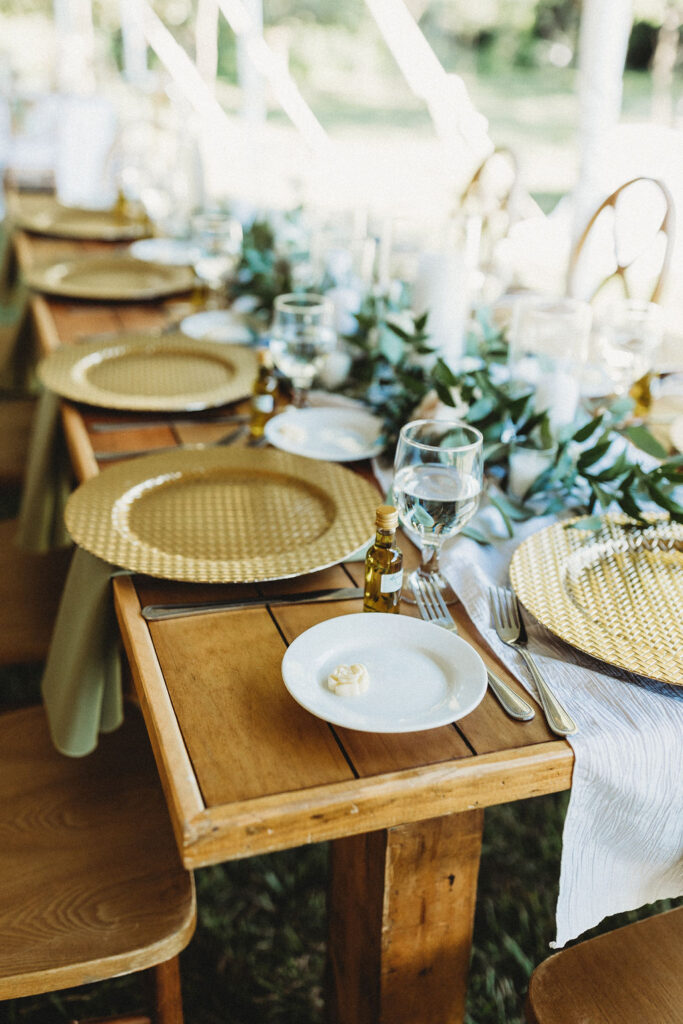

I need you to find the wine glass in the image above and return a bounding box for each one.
[268,293,337,407]
[393,419,484,604]
[190,211,243,308]
[594,300,664,415]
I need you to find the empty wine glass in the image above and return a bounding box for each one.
[191,211,243,308]
[393,419,484,604]
[268,293,337,407]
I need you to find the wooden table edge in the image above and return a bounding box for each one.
[115,571,573,868]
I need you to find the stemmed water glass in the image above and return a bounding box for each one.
[393,419,484,604]
[268,293,337,407]
[191,211,243,308]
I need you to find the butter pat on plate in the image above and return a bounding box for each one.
[328,662,370,697]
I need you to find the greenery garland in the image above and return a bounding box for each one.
[230,217,683,536]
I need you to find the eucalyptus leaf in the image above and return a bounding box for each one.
[623,425,668,460]
[568,516,604,532]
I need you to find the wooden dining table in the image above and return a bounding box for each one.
[13,227,574,1024]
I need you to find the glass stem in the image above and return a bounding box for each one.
[418,543,440,577]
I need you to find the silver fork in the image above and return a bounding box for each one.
[489,587,577,736]
[414,576,535,721]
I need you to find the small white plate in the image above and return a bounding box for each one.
[179,309,254,345]
[265,407,385,462]
[281,613,487,733]
[129,238,201,266]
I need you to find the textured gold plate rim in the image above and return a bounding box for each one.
[509,513,683,685]
[37,333,258,411]
[12,197,151,241]
[65,447,378,583]
[25,255,195,300]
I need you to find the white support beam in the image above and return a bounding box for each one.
[363,0,491,160]
[217,0,328,150]
[140,0,237,142]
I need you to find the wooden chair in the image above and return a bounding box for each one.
[0,517,72,665]
[567,176,674,307]
[0,703,196,1023]
[526,906,683,1024]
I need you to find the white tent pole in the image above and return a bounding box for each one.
[53,0,96,93]
[573,0,633,242]
[119,0,148,84]
[236,0,265,123]
[196,0,219,87]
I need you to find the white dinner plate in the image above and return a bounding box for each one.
[179,309,254,345]
[129,237,201,266]
[281,613,487,733]
[265,407,385,462]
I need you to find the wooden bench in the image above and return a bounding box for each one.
[0,704,196,1023]
[526,906,683,1024]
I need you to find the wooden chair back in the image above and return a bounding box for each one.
[526,906,683,1024]
[0,705,195,1022]
[568,176,674,306]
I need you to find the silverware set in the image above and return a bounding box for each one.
[414,576,578,735]
[489,586,577,736]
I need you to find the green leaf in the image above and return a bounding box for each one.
[461,525,491,545]
[642,478,683,523]
[412,504,435,530]
[623,425,668,460]
[577,438,612,471]
[573,414,604,444]
[568,516,604,532]
[432,358,459,388]
[414,311,429,332]
[489,493,514,537]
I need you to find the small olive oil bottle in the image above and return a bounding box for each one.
[363,505,403,613]
[249,350,279,439]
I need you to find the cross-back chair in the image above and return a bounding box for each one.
[567,176,674,307]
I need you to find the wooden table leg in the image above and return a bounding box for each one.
[327,809,485,1024]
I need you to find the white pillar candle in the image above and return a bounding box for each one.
[533,369,581,434]
[412,250,468,369]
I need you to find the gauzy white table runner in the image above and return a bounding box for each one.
[441,508,683,947]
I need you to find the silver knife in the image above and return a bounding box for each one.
[142,586,364,621]
[90,413,249,432]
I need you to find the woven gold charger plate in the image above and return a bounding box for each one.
[11,195,151,241]
[38,333,258,412]
[65,448,378,582]
[509,514,683,685]
[25,254,195,301]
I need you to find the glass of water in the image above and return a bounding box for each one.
[191,210,243,308]
[269,293,337,407]
[393,419,484,604]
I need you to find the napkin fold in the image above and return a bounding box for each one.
[440,509,683,947]
[16,388,73,552]
[41,547,126,757]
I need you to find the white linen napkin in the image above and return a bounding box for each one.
[440,507,683,947]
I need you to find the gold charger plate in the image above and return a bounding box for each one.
[11,195,151,241]
[25,254,195,301]
[65,448,378,582]
[38,333,258,412]
[509,514,683,685]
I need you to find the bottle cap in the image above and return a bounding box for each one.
[375,504,398,530]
